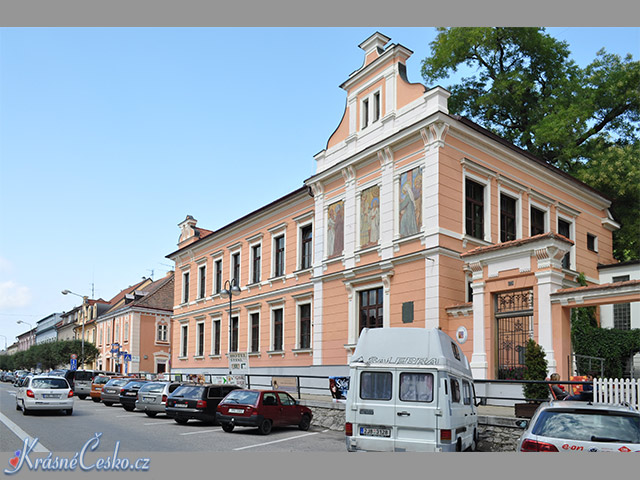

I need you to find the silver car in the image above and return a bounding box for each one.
[517,400,640,452]
[135,381,183,417]
[15,375,74,415]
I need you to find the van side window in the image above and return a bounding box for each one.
[360,372,392,401]
[450,378,461,403]
[462,380,472,405]
[399,373,433,403]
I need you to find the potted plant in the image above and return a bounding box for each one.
[515,339,549,418]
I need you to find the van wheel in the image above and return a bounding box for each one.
[258,419,272,435]
[456,438,462,452]
[298,414,311,431]
[468,429,478,452]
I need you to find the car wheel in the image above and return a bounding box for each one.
[468,429,478,452]
[103,402,113,407]
[145,411,157,418]
[258,419,272,435]
[66,409,73,416]
[92,398,101,403]
[298,414,311,431]
[175,418,188,425]
[221,423,235,433]
[22,401,29,416]
[15,401,20,411]
[78,395,87,400]
[123,405,135,412]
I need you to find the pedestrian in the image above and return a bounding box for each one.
[549,373,568,400]
[565,373,595,401]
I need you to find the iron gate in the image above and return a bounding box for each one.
[496,289,534,379]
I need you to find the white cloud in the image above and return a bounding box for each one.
[0,257,13,274]
[0,281,32,309]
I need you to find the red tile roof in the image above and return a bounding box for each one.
[461,232,573,258]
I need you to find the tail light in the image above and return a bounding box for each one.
[120,388,125,393]
[440,429,452,442]
[345,422,353,436]
[68,390,74,398]
[162,395,167,403]
[520,439,559,452]
[26,389,35,398]
[196,400,207,409]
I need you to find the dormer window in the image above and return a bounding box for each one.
[361,89,382,131]
[362,98,369,129]
[373,92,380,122]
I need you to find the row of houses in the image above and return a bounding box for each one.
[7,33,640,379]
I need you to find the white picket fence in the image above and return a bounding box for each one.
[593,378,640,410]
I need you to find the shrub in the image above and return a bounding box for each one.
[523,339,549,402]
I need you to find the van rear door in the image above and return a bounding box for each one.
[352,369,396,452]
[394,370,439,452]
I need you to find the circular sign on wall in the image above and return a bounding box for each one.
[456,326,468,344]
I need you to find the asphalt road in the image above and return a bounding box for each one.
[0,381,346,454]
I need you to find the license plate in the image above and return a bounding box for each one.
[126,392,136,396]
[143,396,154,402]
[360,427,391,437]
[174,403,188,408]
[43,394,60,399]
[228,408,244,414]
[105,389,115,393]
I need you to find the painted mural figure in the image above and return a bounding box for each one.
[327,201,344,258]
[399,168,421,237]
[360,185,380,248]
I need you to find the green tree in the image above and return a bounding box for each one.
[523,339,549,402]
[421,28,640,260]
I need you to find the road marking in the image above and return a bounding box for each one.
[7,392,16,396]
[179,429,221,436]
[116,415,133,418]
[233,431,319,451]
[144,422,171,425]
[0,412,50,453]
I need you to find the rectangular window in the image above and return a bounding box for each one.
[124,322,129,342]
[558,218,572,269]
[399,372,433,403]
[301,224,313,270]
[198,265,206,299]
[272,308,283,351]
[215,260,222,294]
[362,98,369,129]
[613,275,631,330]
[373,92,380,122]
[212,319,220,356]
[500,194,517,242]
[299,303,311,349]
[196,322,204,357]
[230,316,239,353]
[360,371,392,400]
[462,380,472,405]
[251,244,261,284]
[450,378,461,403]
[465,178,484,240]
[274,235,285,277]
[157,324,167,342]
[359,287,383,334]
[250,312,260,353]
[180,324,188,357]
[587,233,597,252]
[182,271,190,303]
[232,253,240,285]
[531,206,546,236]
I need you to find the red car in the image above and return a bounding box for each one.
[216,389,313,435]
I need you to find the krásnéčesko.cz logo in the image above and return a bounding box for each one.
[4,433,150,475]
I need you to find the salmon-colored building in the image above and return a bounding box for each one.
[167,33,639,381]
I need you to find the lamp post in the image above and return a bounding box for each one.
[62,289,89,368]
[219,279,241,353]
[0,334,7,351]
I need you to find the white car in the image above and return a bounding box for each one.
[516,400,640,452]
[15,375,74,416]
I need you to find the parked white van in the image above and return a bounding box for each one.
[345,327,478,452]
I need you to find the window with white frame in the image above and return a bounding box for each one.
[249,312,260,353]
[272,307,284,351]
[99,328,103,345]
[182,270,190,303]
[530,205,547,236]
[361,89,381,130]
[300,224,313,270]
[211,318,221,356]
[465,177,486,240]
[298,303,311,350]
[214,259,223,294]
[558,217,573,269]
[230,316,239,352]
[587,233,598,252]
[198,264,207,299]
[180,324,188,358]
[124,321,129,342]
[251,243,261,284]
[232,252,241,285]
[157,323,168,342]
[196,321,205,357]
[613,275,631,330]
[273,234,285,278]
[500,193,518,243]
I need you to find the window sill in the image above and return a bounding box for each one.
[193,355,205,360]
[267,350,285,358]
[177,356,188,361]
[248,351,261,357]
[208,354,221,359]
[292,348,312,356]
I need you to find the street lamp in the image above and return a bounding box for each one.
[219,279,241,353]
[0,334,8,351]
[62,289,89,368]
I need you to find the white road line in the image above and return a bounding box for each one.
[143,422,171,425]
[7,392,16,396]
[116,415,132,418]
[179,429,221,436]
[233,431,320,451]
[0,412,50,453]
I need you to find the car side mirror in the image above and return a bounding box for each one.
[515,420,529,429]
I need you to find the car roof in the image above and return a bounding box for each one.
[538,400,639,414]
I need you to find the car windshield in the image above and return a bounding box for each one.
[31,378,69,389]
[139,382,166,393]
[93,376,110,384]
[74,371,94,381]
[532,409,640,443]
[106,379,129,387]
[220,390,260,406]
[171,385,205,399]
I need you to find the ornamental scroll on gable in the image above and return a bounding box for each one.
[178,215,199,246]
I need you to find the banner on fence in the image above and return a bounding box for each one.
[272,376,297,393]
[329,376,350,402]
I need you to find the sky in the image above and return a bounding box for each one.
[0,27,638,348]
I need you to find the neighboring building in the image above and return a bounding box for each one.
[598,260,640,378]
[35,313,63,345]
[56,308,79,342]
[16,328,36,352]
[95,272,174,374]
[72,298,115,369]
[166,33,639,381]
[6,342,19,356]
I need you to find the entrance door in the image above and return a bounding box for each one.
[496,289,534,379]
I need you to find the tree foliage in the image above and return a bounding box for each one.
[523,339,549,402]
[0,340,98,371]
[421,28,640,260]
